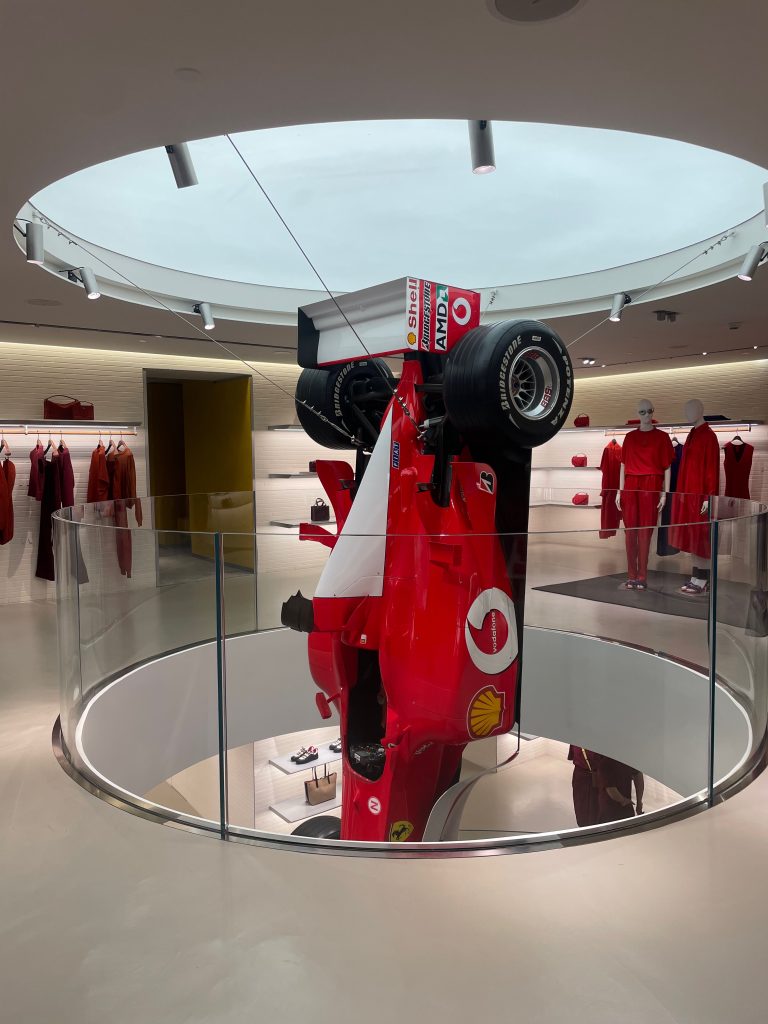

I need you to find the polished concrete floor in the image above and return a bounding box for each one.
[2,598,768,1023]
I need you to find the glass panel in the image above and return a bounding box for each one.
[712,500,768,796]
[54,513,82,758]
[57,507,222,833]
[223,531,332,837]
[521,490,713,833]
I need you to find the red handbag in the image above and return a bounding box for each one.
[571,454,588,467]
[573,413,590,427]
[43,395,95,420]
[572,493,589,505]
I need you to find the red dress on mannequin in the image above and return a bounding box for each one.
[670,424,720,558]
[621,428,674,583]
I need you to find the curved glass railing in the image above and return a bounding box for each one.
[53,487,768,853]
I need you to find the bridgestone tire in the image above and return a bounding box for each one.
[443,319,573,448]
[295,359,395,449]
[291,815,342,839]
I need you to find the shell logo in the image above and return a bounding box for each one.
[467,685,505,739]
[407,331,417,346]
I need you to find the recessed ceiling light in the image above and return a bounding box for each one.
[174,67,203,82]
[754,346,759,350]
[702,351,707,355]
[490,0,586,23]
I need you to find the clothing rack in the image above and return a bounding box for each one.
[603,422,757,438]
[0,423,138,437]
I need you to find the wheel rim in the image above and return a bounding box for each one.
[508,345,560,420]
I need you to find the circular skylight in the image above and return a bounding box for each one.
[32,120,767,293]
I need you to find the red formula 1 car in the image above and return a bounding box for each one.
[281,278,573,842]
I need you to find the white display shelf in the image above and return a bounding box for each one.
[269,792,341,823]
[531,501,601,508]
[269,519,337,529]
[268,471,318,479]
[531,466,601,471]
[267,424,305,432]
[269,748,341,776]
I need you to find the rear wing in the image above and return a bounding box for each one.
[298,276,481,368]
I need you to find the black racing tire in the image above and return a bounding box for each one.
[295,359,395,449]
[291,815,342,839]
[443,319,573,448]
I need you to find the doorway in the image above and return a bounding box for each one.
[145,371,256,588]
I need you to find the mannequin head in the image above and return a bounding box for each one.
[637,398,655,430]
[684,398,705,425]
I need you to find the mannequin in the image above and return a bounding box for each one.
[669,399,721,595]
[616,399,674,590]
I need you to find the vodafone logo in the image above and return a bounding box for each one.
[465,588,518,675]
[452,297,472,326]
[368,797,381,815]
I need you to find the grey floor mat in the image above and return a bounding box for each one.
[534,569,756,630]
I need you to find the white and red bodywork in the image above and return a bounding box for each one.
[300,348,520,842]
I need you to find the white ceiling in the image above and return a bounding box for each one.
[3,0,768,376]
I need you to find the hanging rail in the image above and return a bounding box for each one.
[603,422,759,438]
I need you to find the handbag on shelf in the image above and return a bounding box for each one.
[43,395,95,420]
[573,413,590,428]
[572,493,589,506]
[308,460,317,473]
[571,454,588,467]
[304,764,338,806]
[310,497,330,522]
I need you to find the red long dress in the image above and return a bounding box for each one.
[599,439,622,538]
[670,424,720,559]
[723,441,753,500]
[621,428,674,582]
[0,458,16,544]
[111,446,142,578]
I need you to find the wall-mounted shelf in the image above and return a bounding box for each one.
[566,420,762,435]
[269,750,341,776]
[268,472,318,479]
[269,519,337,529]
[531,466,600,471]
[267,424,305,432]
[269,792,341,823]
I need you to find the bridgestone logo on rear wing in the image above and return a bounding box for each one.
[298,277,481,368]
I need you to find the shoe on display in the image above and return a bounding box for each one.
[290,746,309,763]
[329,739,342,754]
[295,746,319,765]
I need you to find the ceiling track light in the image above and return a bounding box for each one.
[60,266,101,299]
[737,243,768,282]
[15,219,45,263]
[581,356,597,366]
[468,120,496,174]
[609,292,631,322]
[194,301,215,330]
[165,142,198,189]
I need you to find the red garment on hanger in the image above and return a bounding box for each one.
[670,424,721,558]
[599,439,622,538]
[87,443,109,502]
[620,429,674,582]
[28,443,44,500]
[723,441,753,500]
[57,443,75,508]
[0,459,16,544]
[110,447,142,578]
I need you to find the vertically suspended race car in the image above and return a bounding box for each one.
[281,278,573,842]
